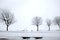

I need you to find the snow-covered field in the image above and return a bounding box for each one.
[0,31,60,40]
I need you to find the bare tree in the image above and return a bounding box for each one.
[54,16,60,29]
[0,9,15,31]
[32,16,42,31]
[46,19,51,31]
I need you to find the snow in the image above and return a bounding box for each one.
[0,31,60,40]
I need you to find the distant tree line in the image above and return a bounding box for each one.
[0,9,60,31]
[32,16,60,31]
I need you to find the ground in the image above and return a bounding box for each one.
[0,31,60,40]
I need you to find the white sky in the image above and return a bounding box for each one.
[0,0,60,31]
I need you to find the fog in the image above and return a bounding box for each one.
[0,0,60,31]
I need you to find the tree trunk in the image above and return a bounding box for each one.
[7,25,9,31]
[37,25,39,31]
[58,24,60,29]
[48,26,50,31]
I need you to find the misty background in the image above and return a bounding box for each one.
[0,0,60,31]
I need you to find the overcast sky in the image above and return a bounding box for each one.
[0,0,60,31]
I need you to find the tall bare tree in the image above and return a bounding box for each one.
[54,16,60,29]
[46,19,51,31]
[0,9,15,31]
[32,16,42,31]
